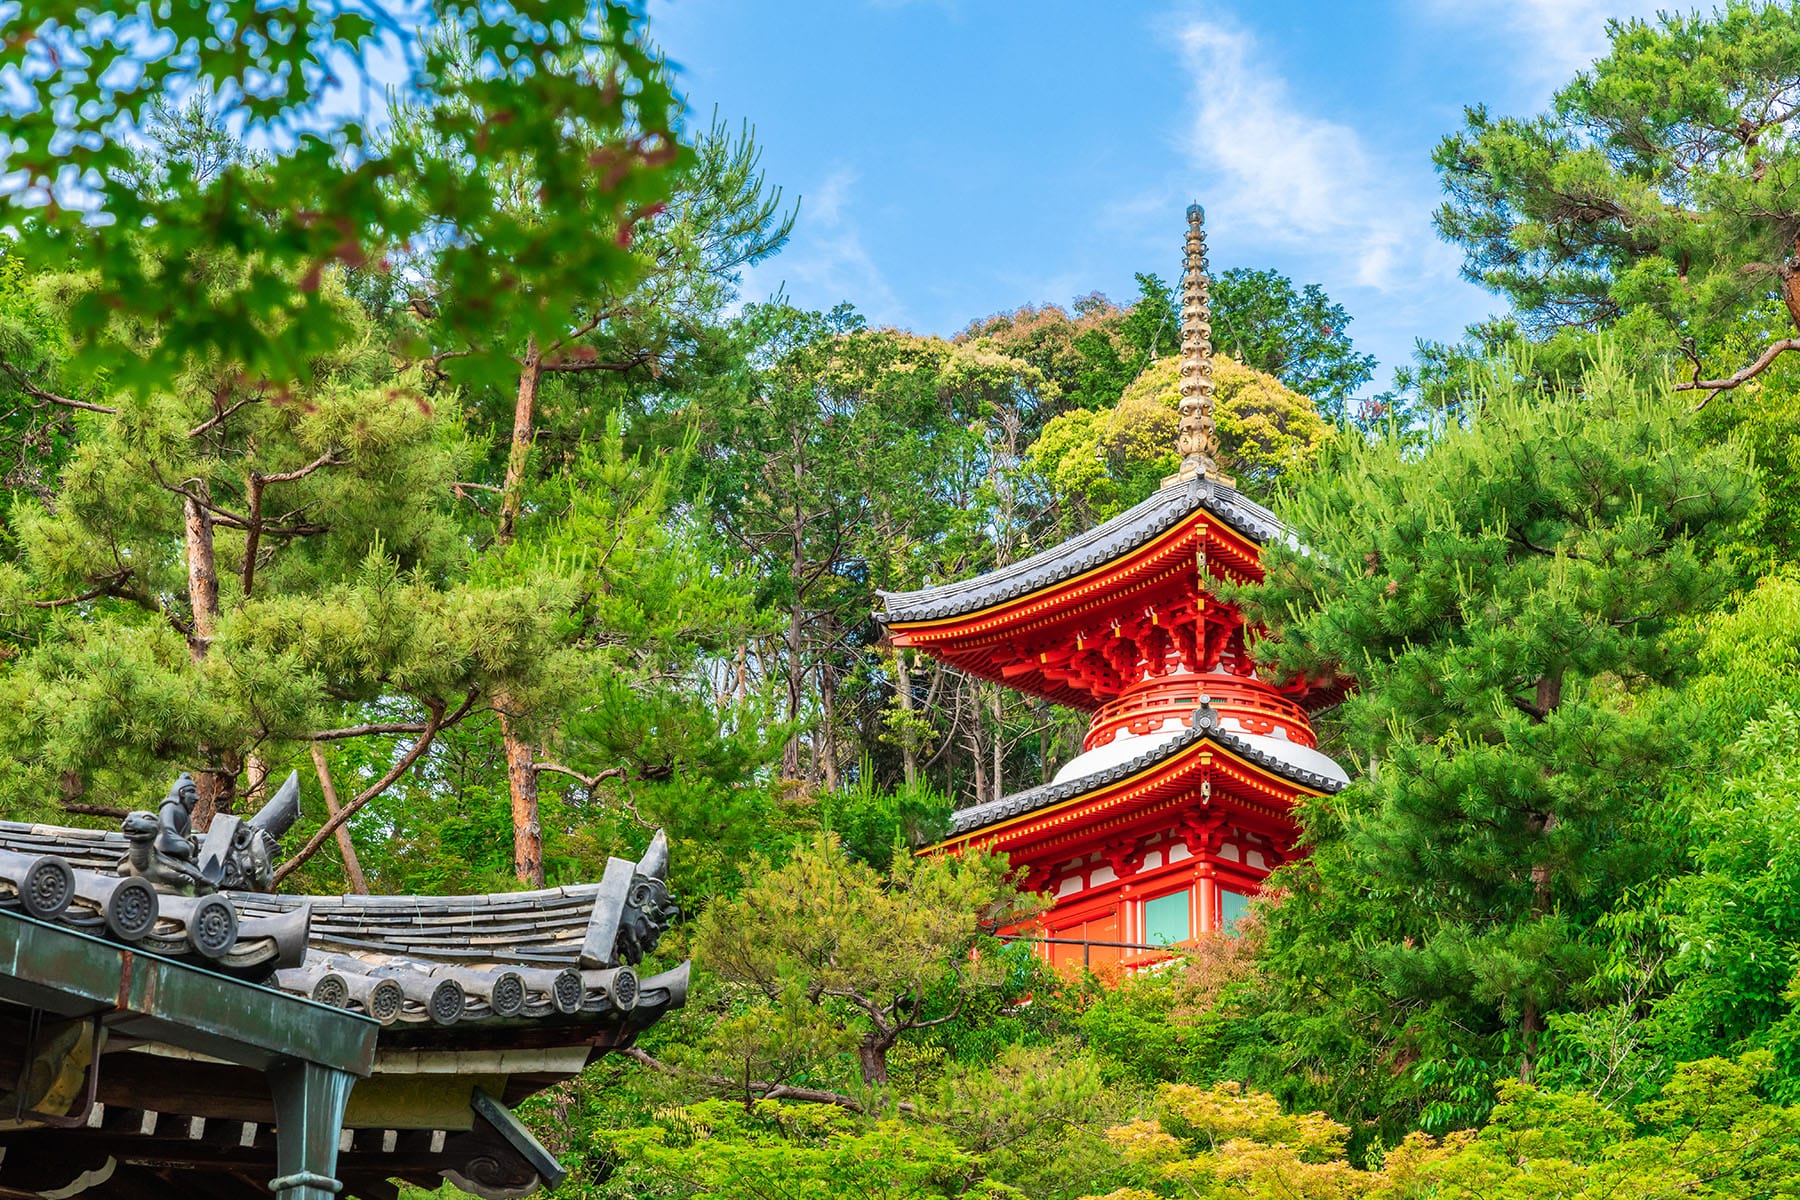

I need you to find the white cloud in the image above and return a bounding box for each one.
[1416,0,1670,92]
[1172,17,1450,293]
[737,165,907,324]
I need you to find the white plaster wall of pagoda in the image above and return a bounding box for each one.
[1051,714,1349,787]
[1051,721,1187,783]
[1234,730,1349,787]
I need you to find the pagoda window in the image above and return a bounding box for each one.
[1142,887,1191,946]
[1220,888,1251,936]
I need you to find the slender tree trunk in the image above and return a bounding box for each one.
[504,710,545,886]
[1520,998,1541,1082]
[183,493,220,661]
[183,491,236,828]
[498,337,542,546]
[311,743,369,895]
[894,649,918,787]
[241,472,266,598]
[967,687,988,809]
[1519,661,1567,1081]
[783,590,805,781]
[989,686,1004,801]
[497,341,547,884]
[819,656,841,792]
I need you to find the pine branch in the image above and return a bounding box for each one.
[257,449,342,485]
[186,393,261,439]
[61,801,129,819]
[532,761,625,790]
[307,690,482,742]
[618,1047,911,1115]
[274,701,450,884]
[0,359,116,414]
[1677,336,1800,408]
[32,568,135,608]
[309,720,433,741]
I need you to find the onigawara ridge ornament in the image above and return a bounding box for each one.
[0,771,689,1199]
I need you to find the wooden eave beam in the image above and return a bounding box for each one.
[0,910,376,1077]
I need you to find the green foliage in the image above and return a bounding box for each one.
[1434,2,1800,385]
[1235,345,1755,1106]
[2,0,684,392]
[1211,269,1377,421]
[1028,354,1327,522]
[1079,1055,1800,1199]
[602,1098,1025,1199]
[689,832,1032,1091]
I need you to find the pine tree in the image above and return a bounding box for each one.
[1237,347,1755,1084]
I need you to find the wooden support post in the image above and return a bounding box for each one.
[267,1059,356,1200]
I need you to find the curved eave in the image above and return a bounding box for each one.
[880,476,1289,628]
[925,722,1346,854]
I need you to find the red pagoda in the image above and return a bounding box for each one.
[880,205,1347,971]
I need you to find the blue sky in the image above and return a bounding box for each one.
[647,0,1671,392]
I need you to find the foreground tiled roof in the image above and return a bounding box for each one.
[880,476,1288,624]
[943,713,1346,838]
[0,819,684,1028]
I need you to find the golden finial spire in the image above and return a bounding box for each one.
[1166,202,1233,489]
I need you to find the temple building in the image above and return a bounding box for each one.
[880,205,1348,971]
[0,772,685,1199]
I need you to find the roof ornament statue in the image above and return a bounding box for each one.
[118,769,299,896]
[1166,202,1235,489]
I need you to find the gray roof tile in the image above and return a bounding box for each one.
[880,477,1288,624]
[944,715,1345,838]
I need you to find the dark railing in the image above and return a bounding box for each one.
[996,933,1186,969]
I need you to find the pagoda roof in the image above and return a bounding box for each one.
[881,476,1289,625]
[943,711,1346,841]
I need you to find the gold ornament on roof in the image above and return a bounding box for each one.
[1166,203,1234,489]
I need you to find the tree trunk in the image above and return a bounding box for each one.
[967,687,988,810]
[1519,996,1541,1082]
[857,1036,892,1087]
[783,593,805,781]
[503,706,544,887]
[818,656,841,792]
[989,686,1004,802]
[241,472,266,598]
[498,338,542,546]
[311,744,369,895]
[183,490,236,828]
[894,649,918,787]
[183,493,220,661]
[496,342,546,885]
